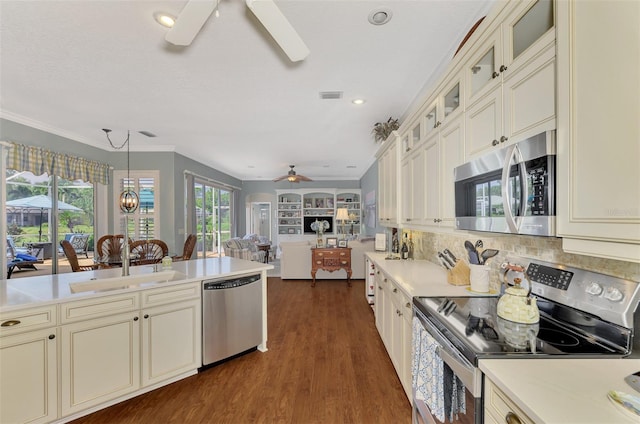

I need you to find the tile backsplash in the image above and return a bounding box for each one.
[403,229,640,292]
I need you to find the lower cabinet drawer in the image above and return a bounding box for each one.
[60,293,140,324]
[0,305,57,336]
[484,378,534,424]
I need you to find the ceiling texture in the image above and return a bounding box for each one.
[0,0,494,181]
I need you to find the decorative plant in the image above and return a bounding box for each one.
[372,117,399,143]
[310,219,330,236]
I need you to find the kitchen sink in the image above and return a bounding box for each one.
[69,270,188,293]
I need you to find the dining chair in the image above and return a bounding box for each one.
[60,240,110,272]
[172,234,197,261]
[130,239,169,265]
[96,234,130,259]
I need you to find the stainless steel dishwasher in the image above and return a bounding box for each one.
[202,273,263,366]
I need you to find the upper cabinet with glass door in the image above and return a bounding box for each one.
[464,0,556,159]
[466,0,555,107]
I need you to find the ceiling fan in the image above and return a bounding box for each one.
[165,0,310,62]
[273,165,312,183]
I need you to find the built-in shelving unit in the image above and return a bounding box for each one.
[277,192,302,235]
[275,189,361,241]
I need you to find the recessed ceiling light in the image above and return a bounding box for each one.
[352,99,365,105]
[368,9,392,26]
[154,12,176,28]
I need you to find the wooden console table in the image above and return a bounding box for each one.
[310,247,352,287]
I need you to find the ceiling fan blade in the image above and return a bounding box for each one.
[295,175,312,182]
[165,0,217,46]
[245,0,310,62]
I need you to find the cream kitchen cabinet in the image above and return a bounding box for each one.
[140,283,201,387]
[377,134,399,226]
[60,284,202,417]
[484,377,534,424]
[387,280,413,400]
[0,306,58,424]
[413,115,464,231]
[465,0,556,159]
[556,0,640,263]
[60,293,141,416]
[401,144,425,226]
[373,267,412,401]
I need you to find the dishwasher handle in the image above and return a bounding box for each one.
[203,274,261,290]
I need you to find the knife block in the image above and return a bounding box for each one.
[447,260,470,286]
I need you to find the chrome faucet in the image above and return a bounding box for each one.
[122,218,130,277]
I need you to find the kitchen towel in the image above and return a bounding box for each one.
[443,362,466,422]
[412,317,445,422]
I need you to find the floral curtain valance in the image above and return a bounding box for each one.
[6,142,110,185]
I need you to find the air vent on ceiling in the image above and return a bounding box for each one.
[319,91,343,100]
[138,130,157,138]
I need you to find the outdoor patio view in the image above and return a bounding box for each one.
[6,169,95,278]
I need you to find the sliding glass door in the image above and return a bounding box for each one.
[194,180,232,258]
[6,169,95,277]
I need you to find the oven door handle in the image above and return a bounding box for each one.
[417,313,481,397]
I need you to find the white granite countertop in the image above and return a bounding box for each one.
[0,257,272,312]
[481,358,640,423]
[366,252,493,298]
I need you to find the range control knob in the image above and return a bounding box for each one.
[604,287,624,303]
[585,282,603,296]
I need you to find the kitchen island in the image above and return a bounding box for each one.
[0,257,272,424]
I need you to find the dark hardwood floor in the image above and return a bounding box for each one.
[71,277,412,424]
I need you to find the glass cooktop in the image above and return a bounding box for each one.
[413,296,628,364]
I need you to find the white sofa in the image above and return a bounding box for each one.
[280,238,374,280]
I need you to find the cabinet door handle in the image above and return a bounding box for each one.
[1,320,21,327]
[505,412,522,424]
[393,288,397,293]
[492,71,500,79]
[378,286,382,290]
[492,139,500,146]
[500,135,509,143]
[144,314,149,319]
[500,65,508,72]
[48,334,56,340]
[133,316,139,321]
[405,302,411,308]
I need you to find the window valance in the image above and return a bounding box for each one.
[6,142,110,185]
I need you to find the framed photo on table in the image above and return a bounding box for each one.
[326,237,338,248]
[338,239,348,248]
[316,238,325,248]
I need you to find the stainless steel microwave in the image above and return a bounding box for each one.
[454,131,556,236]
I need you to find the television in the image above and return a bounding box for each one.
[303,216,333,235]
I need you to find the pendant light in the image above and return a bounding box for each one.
[102,129,139,214]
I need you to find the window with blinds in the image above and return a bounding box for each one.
[113,170,159,240]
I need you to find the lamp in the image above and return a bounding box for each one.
[336,208,349,240]
[103,128,139,276]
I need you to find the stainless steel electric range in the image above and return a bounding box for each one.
[411,255,640,424]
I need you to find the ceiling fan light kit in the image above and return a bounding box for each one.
[154,12,176,28]
[273,165,312,183]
